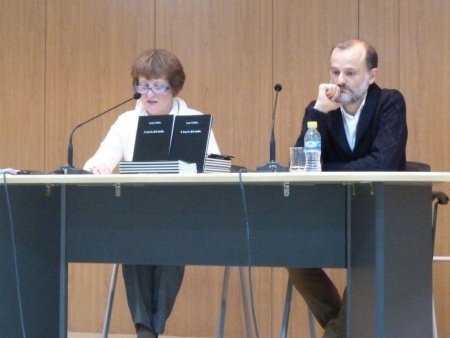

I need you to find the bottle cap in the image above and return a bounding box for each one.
[307,121,318,129]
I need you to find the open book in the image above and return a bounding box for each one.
[128,114,212,173]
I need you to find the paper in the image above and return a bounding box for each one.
[0,168,20,174]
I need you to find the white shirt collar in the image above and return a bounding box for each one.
[340,95,367,150]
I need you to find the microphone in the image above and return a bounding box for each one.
[56,93,142,174]
[257,84,288,172]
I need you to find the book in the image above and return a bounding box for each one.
[168,115,212,173]
[130,114,212,173]
[132,115,175,161]
[203,154,233,173]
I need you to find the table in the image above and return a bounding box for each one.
[1,172,449,337]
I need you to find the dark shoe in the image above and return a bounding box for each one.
[136,324,157,338]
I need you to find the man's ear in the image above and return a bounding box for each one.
[369,68,378,84]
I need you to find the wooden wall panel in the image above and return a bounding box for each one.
[155,0,274,171]
[399,1,450,169]
[399,2,450,337]
[273,1,358,335]
[0,0,45,170]
[359,1,399,89]
[45,0,155,173]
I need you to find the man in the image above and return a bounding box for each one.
[288,39,408,337]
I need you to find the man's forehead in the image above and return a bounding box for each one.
[330,44,367,69]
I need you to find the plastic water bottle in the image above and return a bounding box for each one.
[304,121,321,172]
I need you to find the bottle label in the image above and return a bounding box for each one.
[305,140,321,151]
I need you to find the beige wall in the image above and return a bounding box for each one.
[1,0,450,337]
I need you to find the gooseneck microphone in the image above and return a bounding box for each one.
[57,92,142,174]
[257,84,288,172]
[270,83,282,162]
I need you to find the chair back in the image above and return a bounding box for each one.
[405,161,431,172]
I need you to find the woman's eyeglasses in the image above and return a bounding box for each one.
[134,84,171,95]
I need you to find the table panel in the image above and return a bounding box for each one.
[0,185,60,338]
[66,183,347,267]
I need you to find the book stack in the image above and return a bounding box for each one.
[119,160,197,174]
[203,154,233,173]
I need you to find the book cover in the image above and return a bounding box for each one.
[168,115,212,173]
[132,115,175,161]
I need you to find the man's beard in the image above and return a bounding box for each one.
[336,74,370,104]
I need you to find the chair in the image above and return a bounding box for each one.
[280,161,449,338]
[102,264,119,338]
[217,266,253,338]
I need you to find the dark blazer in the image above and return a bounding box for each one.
[294,83,407,171]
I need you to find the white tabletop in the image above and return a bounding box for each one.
[2,171,450,185]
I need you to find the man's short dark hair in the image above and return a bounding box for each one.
[332,39,378,70]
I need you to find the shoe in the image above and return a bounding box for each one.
[136,324,157,338]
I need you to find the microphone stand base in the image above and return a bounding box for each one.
[256,161,289,172]
[53,165,92,175]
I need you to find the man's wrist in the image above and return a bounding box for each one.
[313,103,329,113]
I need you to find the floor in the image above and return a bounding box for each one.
[68,334,135,338]
[68,333,201,338]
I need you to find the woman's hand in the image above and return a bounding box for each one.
[88,164,111,175]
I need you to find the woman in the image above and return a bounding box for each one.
[84,49,220,338]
